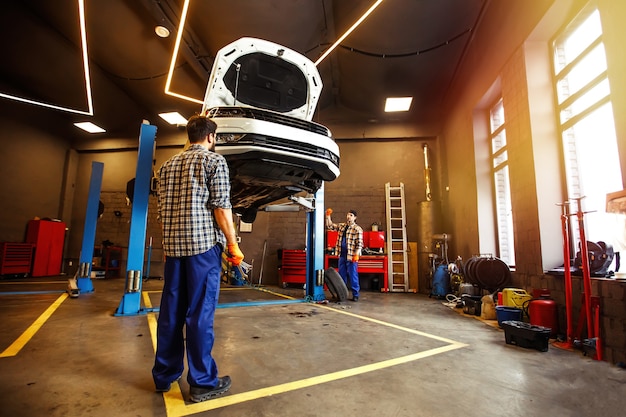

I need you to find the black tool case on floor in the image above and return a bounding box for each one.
[461,295,482,316]
[501,320,551,352]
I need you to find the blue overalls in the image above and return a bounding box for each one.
[152,244,222,389]
[338,229,360,298]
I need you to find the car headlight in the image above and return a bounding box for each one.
[215,133,247,143]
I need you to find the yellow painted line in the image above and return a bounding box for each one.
[145,286,468,417]
[166,342,466,416]
[317,304,462,345]
[0,292,69,357]
[219,286,298,301]
[143,292,158,351]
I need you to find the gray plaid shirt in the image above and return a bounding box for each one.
[158,144,232,257]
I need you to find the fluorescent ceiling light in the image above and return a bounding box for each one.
[158,111,188,125]
[0,0,94,116]
[74,122,105,133]
[385,97,413,112]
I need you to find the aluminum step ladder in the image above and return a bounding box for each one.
[385,183,409,292]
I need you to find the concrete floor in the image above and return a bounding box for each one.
[1,275,625,417]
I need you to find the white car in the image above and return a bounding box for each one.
[202,37,340,222]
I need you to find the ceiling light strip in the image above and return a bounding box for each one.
[165,0,384,104]
[0,0,94,116]
[78,0,94,115]
[314,0,385,66]
[164,0,203,104]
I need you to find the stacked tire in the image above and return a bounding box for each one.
[463,256,511,292]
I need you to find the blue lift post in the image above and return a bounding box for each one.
[115,123,157,316]
[306,183,326,301]
[219,186,326,308]
[76,161,104,294]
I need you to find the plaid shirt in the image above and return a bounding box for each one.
[328,222,363,257]
[158,144,232,257]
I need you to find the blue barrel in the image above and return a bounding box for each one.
[431,264,450,298]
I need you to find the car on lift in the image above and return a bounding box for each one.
[201,37,340,223]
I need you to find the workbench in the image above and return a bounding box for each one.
[324,254,388,291]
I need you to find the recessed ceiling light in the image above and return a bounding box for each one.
[74,121,106,133]
[158,111,188,125]
[155,25,170,38]
[385,97,413,112]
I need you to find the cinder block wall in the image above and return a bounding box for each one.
[511,272,626,365]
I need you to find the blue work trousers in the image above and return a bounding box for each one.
[152,245,222,389]
[338,255,360,298]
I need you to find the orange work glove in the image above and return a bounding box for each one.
[352,254,359,262]
[325,208,333,217]
[226,243,244,266]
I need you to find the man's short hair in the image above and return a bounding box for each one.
[349,209,357,217]
[186,115,217,143]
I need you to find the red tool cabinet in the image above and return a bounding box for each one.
[0,242,35,276]
[278,249,307,287]
[324,255,388,291]
[26,219,66,277]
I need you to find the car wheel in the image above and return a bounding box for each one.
[241,207,258,223]
[324,267,348,302]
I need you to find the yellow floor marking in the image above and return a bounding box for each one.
[145,288,468,417]
[219,286,299,300]
[0,293,69,358]
[143,292,158,351]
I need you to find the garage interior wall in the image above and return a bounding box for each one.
[0,0,624,364]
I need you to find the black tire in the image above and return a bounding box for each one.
[324,267,348,302]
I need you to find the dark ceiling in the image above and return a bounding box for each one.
[0,0,487,144]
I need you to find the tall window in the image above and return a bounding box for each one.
[552,7,623,248]
[490,98,515,266]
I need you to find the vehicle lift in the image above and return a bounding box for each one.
[554,197,603,360]
[69,161,104,297]
[218,191,327,308]
[115,122,158,316]
[110,122,326,316]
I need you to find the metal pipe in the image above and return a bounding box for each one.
[573,197,594,340]
[423,143,432,201]
[555,201,574,349]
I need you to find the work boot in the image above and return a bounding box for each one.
[189,376,232,403]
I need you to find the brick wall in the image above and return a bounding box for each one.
[511,271,626,365]
[81,191,163,279]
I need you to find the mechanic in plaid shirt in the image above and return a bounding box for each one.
[325,208,363,301]
[152,114,244,403]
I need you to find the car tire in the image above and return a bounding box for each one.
[324,267,348,302]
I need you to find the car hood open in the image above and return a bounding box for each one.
[202,37,323,121]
